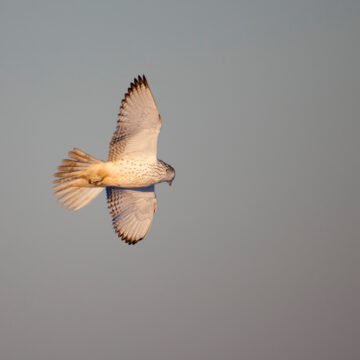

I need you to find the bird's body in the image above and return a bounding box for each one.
[75,158,170,188]
[53,75,175,244]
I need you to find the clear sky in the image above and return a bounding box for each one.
[0,1,359,359]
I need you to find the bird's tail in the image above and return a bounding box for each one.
[53,148,104,211]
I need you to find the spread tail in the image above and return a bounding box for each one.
[53,148,103,211]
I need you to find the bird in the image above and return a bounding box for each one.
[53,75,175,244]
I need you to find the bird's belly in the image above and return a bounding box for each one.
[100,160,157,188]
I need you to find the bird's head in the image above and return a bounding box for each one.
[165,164,176,186]
[158,160,176,186]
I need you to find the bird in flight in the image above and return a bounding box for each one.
[53,75,175,244]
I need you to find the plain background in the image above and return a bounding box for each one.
[0,1,359,359]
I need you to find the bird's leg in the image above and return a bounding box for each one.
[85,163,110,186]
[88,176,104,186]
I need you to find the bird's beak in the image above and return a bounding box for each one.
[168,180,173,186]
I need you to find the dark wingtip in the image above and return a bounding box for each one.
[113,225,144,245]
[142,74,148,87]
[124,74,148,99]
[122,234,143,245]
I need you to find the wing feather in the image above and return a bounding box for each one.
[108,75,162,161]
[106,186,157,244]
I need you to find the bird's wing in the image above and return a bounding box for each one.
[106,186,157,244]
[108,75,162,161]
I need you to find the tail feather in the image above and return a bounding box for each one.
[68,148,99,163]
[53,148,103,211]
[59,187,103,211]
[54,170,84,179]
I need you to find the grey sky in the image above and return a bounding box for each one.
[0,1,359,359]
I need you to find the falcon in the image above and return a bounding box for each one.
[53,75,175,244]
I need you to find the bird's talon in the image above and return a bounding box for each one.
[88,177,103,185]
